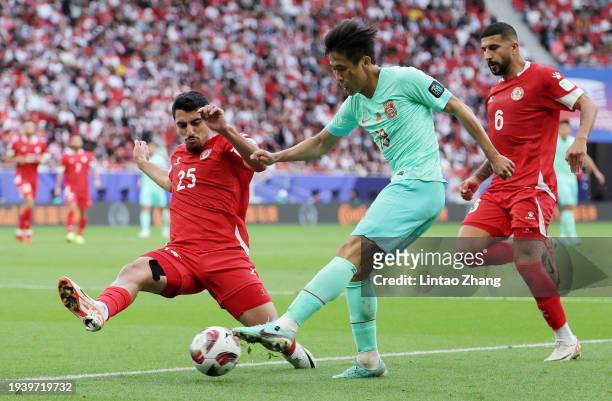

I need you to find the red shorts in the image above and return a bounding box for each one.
[64,186,91,209]
[14,175,37,198]
[462,189,556,239]
[143,245,271,319]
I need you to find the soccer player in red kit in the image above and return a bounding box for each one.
[459,23,598,361]
[5,121,47,244]
[57,91,315,369]
[54,135,101,244]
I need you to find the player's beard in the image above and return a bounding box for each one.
[185,137,204,154]
[488,57,510,76]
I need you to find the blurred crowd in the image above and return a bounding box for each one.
[513,0,611,66]
[0,1,607,201]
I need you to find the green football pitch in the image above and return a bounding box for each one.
[1,223,611,401]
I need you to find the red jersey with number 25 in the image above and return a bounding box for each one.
[167,134,254,253]
[61,150,94,196]
[486,62,583,199]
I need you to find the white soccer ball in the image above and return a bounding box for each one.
[189,326,241,377]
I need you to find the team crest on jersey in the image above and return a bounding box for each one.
[384,101,397,119]
[511,87,524,101]
[200,149,212,160]
[488,96,494,104]
[552,71,562,80]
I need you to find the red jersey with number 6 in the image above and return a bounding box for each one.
[167,134,254,253]
[486,62,583,199]
[61,150,94,197]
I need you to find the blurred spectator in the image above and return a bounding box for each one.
[513,0,611,66]
[3,0,592,199]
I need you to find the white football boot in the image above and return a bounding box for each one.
[58,276,105,332]
[544,339,581,361]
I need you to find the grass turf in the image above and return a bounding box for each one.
[1,223,611,400]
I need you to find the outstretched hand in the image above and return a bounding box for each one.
[250,149,279,166]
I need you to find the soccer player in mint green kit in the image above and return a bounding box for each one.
[233,19,514,378]
[138,141,170,238]
[554,119,605,243]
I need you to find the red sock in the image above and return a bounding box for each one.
[66,210,74,233]
[282,338,297,356]
[21,207,32,230]
[481,242,514,266]
[535,296,567,330]
[98,286,132,318]
[78,215,87,235]
[516,262,566,330]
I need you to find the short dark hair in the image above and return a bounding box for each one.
[171,91,208,119]
[324,19,377,64]
[480,22,518,41]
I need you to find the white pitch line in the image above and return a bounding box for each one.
[3,284,612,302]
[9,338,612,382]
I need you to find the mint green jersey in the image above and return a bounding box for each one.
[141,150,169,190]
[554,136,574,178]
[326,66,452,182]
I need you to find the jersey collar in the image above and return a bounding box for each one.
[499,61,531,82]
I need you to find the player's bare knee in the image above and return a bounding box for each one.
[116,258,152,289]
[513,240,543,264]
[238,302,277,326]
[336,235,364,273]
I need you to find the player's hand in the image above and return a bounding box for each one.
[198,105,229,133]
[489,153,514,180]
[459,176,481,201]
[565,139,586,174]
[250,149,279,165]
[594,170,605,185]
[133,140,150,164]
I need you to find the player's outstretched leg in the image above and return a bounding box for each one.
[233,254,358,352]
[58,257,165,332]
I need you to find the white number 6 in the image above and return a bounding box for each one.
[494,109,504,131]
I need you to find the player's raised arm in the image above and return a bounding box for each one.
[566,94,598,174]
[133,140,172,192]
[251,129,341,166]
[198,104,267,172]
[443,95,515,179]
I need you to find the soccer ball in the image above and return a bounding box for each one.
[189,326,241,377]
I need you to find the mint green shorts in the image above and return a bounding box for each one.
[557,175,578,206]
[139,186,168,208]
[352,179,445,252]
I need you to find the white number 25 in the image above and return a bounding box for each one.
[177,168,196,191]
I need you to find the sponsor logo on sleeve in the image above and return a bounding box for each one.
[428,81,445,98]
[559,78,575,92]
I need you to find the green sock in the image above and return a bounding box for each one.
[560,209,576,237]
[140,210,151,232]
[162,209,170,230]
[347,281,378,353]
[287,257,357,326]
